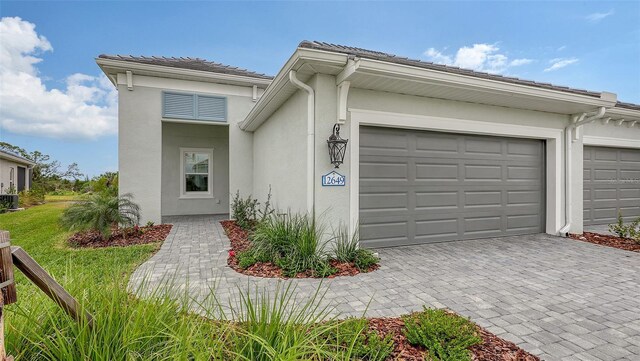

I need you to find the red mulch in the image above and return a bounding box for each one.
[220,220,379,279]
[570,232,640,253]
[68,224,172,248]
[366,315,540,361]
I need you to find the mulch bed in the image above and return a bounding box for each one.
[220,220,379,279]
[570,232,640,253]
[68,224,172,248]
[367,315,540,361]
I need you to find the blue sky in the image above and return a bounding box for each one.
[1,1,638,177]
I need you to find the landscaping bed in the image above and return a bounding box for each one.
[570,232,640,253]
[222,219,379,278]
[364,315,540,361]
[68,224,172,248]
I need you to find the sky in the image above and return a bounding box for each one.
[0,1,639,177]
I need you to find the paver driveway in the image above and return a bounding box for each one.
[131,215,640,361]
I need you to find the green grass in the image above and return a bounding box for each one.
[44,194,82,202]
[0,202,159,357]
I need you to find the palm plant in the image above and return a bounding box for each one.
[60,192,140,240]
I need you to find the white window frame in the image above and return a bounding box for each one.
[179,147,214,199]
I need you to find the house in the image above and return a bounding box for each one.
[97,41,640,248]
[0,149,34,194]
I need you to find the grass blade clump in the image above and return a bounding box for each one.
[332,225,380,271]
[251,212,333,277]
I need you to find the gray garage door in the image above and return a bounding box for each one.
[583,146,640,226]
[359,126,545,247]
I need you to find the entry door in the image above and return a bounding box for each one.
[17,166,26,192]
[359,126,546,248]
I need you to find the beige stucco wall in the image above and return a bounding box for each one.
[161,123,229,216]
[116,74,259,224]
[252,89,308,212]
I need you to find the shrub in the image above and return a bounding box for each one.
[252,212,332,277]
[333,226,380,270]
[326,318,394,361]
[609,212,640,242]
[18,189,45,207]
[231,187,273,230]
[237,250,258,269]
[403,308,482,361]
[60,192,141,240]
[609,211,629,238]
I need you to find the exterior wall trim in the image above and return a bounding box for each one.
[583,135,640,149]
[348,108,563,237]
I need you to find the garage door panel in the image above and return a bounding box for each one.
[584,146,640,225]
[360,126,545,247]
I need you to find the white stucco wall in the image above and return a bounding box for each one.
[252,89,308,212]
[161,123,229,216]
[0,158,30,193]
[116,74,259,223]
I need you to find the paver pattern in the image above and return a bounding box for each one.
[131,215,640,361]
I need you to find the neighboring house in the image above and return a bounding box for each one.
[0,149,34,194]
[97,41,640,248]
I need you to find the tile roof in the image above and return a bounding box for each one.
[615,101,640,111]
[299,41,629,103]
[98,54,273,80]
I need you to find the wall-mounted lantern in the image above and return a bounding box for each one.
[327,124,348,168]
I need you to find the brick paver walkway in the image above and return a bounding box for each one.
[131,215,640,361]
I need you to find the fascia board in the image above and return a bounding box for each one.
[95,58,272,87]
[1,153,35,166]
[354,58,618,109]
[606,107,640,121]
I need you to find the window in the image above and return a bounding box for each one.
[163,92,227,122]
[180,148,213,198]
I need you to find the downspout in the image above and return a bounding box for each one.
[558,106,606,237]
[289,70,315,214]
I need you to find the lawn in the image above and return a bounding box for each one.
[0,202,159,358]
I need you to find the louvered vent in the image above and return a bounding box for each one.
[163,92,227,122]
[163,92,195,119]
[197,96,226,121]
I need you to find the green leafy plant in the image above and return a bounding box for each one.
[5,184,17,195]
[0,199,11,214]
[333,225,380,271]
[231,187,273,230]
[60,192,141,240]
[252,212,332,277]
[145,220,155,227]
[403,308,482,361]
[18,189,45,207]
[237,250,258,269]
[609,211,629,238]
[609,212,640,242]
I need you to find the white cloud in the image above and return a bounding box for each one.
[424,43,533,74]
[544,58,579,72]
[557,45,567,51]
[0,17,117,140]
[586,9,614,22]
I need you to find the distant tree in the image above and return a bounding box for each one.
[0,142,84,192]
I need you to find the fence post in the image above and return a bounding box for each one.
[0,231,16,361]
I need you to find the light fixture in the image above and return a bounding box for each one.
[327,124,348,168]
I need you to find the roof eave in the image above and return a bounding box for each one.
[0,152,35,166]
[239,48,349,131]
[351,57,618,109]
[96,58,273,88]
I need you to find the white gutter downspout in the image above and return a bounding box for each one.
[558,106,606,237]
[289,70,315,214]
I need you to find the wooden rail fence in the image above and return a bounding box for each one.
[0,230,93,360]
